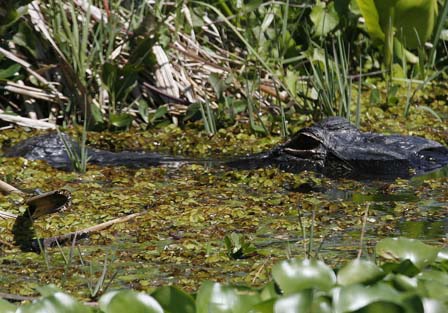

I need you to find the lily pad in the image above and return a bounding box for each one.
[99,290,163,313]
[382,259,421,277]
[0,299,16,313]
[247,299,275,313]
[333,283,402,313]
[196,281,261,313]
[392,274,418,291]
[422,299,448,313]
[273,291,313,313]
[259,282,279,302]
[272,259,336,294]
[376,237,440,270]
[16,292,90,313]
[337,259,384,286]
[151,286,195,313]
[417,271,448,301]
[436,248,448,261]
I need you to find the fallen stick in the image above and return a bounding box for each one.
[35,211,146,250]
[0,113,56,129]
[0,180,24,220]
[0,180,144,251]
[0,292,36,302]
[0,210,17,220]
[0,179,24,195]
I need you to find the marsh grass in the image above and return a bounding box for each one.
[308,33,353,119]
[80,249,118,299]
[0,0,446,133]
[59,121,90,173]
[429,0,448,68]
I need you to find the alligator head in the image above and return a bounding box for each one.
[266,117,357,175]
[269,117,448,178]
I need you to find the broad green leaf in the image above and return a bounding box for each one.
[151,286,195,313]
[393,38,419,64]
[99,290,163,313]
[355,0,385,42]
[376,237,440,269]
[196,281,261,313]
[0,63,20,80]
[392,274,418,291]
[382,259,420,277]
[422,299,448,313]
[89,101,104,125]
[248,299,275,313]
[273,291,313,313]
[337,259,384,286]
[110,113,133,128]
[312,295,332,313]
[417,271,448,301]
[0,299,16,313]
[138,99,149,123]
[16,292,91,313]
[259,282,279,302]
[400,293,424,313]
[393,0,438,49]
[228,98,246,114]
[436,248,448,261]
[354,301,406,313]
[356,0,438,49]
[208,73,227,99]
[417,271,448,286]
[310,2,340,37]
[251,293,332,313]
[272,259,336,294]
[333,283,401,313]
[150,106,168,124]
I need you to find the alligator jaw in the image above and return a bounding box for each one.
[282,147,326,159]
[281,131,327,162]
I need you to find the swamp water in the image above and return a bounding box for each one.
[0,134,447,300]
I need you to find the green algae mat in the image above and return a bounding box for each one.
[0,115,447,305]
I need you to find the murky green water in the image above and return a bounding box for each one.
[0,155,447,299]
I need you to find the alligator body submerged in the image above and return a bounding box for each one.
[4,117,448,179]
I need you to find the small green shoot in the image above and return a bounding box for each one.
[224,232,257,259]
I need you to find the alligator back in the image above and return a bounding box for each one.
[4,133,74,170]
[4,118,448,179]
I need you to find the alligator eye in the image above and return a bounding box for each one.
[287,133,321,150]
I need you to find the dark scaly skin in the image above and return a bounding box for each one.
[4,118,448,179]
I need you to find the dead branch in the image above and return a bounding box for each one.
[37,211,146,249]
[0,113,57,129]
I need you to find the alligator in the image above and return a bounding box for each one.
[4,117,448,179]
